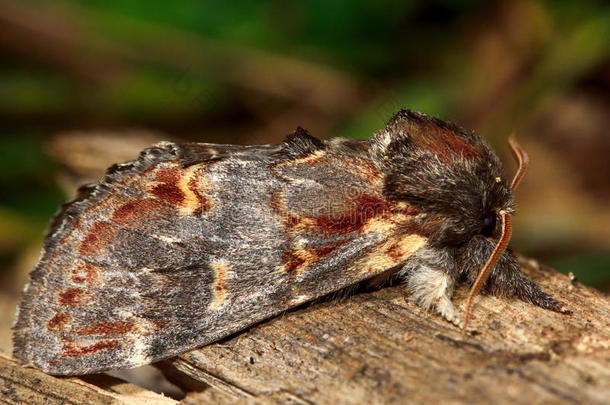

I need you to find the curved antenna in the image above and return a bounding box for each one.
[461,138,527,335]
[461,210,512,336]
[508,136,529,190]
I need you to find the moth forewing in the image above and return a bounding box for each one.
[13,130,425,375]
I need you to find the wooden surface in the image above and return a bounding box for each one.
[0,353,175,404]
[1,257,609,404]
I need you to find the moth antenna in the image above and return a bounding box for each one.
[508,136,529,190]
[461,211,512,336]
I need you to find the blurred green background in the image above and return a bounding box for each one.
[0,0,609,306]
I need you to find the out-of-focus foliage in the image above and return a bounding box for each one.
[0,0,609,291]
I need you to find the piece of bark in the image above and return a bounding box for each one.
[159,258,610,404]
[0,353,176,405]
[2,258,608,404]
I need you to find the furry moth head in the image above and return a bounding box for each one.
[372,110,567,332]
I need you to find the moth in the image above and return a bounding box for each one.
[13,109,568,375]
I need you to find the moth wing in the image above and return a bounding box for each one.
[13,136,426,375]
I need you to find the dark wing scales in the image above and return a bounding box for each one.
[13,141,223,373]
[13,133,427,375]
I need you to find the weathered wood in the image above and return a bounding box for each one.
[1,258,608,404]
[160,258,610,404]
[0,353,176,404]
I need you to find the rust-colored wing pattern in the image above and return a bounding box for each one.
[13,133,426,375]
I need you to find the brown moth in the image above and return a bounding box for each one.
[13,109,569,375]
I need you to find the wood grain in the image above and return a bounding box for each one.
[0,353,176,404]
[1,257,608,404]
[163,257,610,404]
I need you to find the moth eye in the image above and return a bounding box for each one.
[481,213,496,237]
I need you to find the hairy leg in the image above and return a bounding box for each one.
[399,247,462,326]
[457,235,568,312]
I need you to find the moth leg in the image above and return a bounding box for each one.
[400,248,462,327]
[458,235,568,313]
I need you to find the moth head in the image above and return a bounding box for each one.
[373,110,530,334]
[373,109,515,246]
